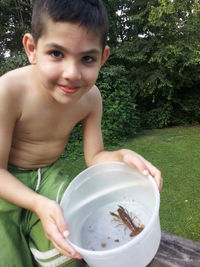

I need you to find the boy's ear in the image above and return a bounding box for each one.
[101,45,110,66]
[23,33,37,64]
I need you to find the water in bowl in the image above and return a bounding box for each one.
[78,200,151,251]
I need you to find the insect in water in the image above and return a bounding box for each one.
[110,205,144,237]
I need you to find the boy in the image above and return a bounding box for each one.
[0,0,162,266]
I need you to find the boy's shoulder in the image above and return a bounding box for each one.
[87,84,102,101]
[0,65,32,99]
[73,85,102,122]
[84,84,102,112]
[1,65,31,86]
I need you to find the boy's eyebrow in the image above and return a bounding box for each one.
[45,43,101,55]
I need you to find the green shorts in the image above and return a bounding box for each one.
[0,159,87,267]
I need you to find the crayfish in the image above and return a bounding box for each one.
[110,205,144,237]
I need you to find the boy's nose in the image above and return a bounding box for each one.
[62,60,82,81]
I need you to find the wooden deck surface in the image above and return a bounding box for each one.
[149,231,200,267]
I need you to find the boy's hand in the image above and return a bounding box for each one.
[121,149,163,191]
[34,195,82,259]
[89,149,163,191]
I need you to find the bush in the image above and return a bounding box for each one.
[61,122,83,159]
[139,101,173,129]
[171,87,200,125]
[97,65,140,144]
[0,52,28,76]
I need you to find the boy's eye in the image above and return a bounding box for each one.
[82,56,95,63]
[50,51,63,59]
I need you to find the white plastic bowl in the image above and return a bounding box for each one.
[60,162,161,267]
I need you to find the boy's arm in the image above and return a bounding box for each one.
[0,82,39,209]
[83,86,162,191]
[0,84,81,259]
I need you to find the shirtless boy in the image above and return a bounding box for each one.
[0,0,162,266]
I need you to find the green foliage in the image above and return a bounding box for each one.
[107,0,200,128]
[61,122,83,159]
[172,88,200,125]
[0,0,32,58]
[0,51,28,76]
[139,102,173,129]
[97,65,140,143]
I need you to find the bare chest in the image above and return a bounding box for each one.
[14,100,87,142]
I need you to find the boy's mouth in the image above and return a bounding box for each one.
[58,84,81,94]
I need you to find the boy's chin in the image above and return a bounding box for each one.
[50,90,80,104]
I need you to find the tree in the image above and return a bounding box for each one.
[0,0,32,58]
[103,0,200,127]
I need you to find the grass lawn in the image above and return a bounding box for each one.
[62,125,200,243]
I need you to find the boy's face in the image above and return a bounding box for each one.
[24,19,110,104]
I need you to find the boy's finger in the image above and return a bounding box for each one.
[54,207,69,234]
[142,159,163,191]
[51,231,79,258]
[123,154,147,173]
[153,170,163,191]
[49,206,82,258]
[52,239,82,259]
[155,175,163,191]
[124,153,163,191]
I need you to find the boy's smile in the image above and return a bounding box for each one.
[58,84,81,95]
[24,19,110,104]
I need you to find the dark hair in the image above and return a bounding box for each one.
[31,0,109,48]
